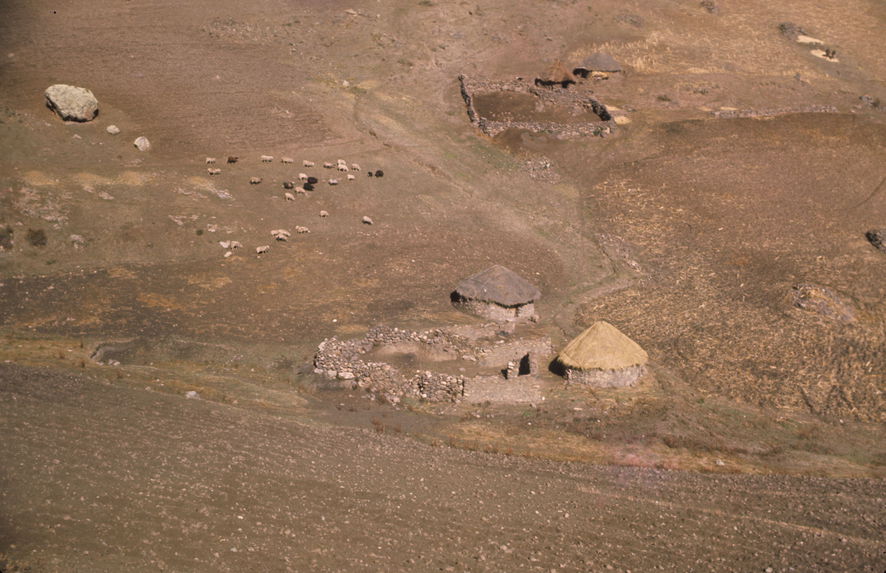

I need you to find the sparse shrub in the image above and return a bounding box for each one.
[26,228,47,247]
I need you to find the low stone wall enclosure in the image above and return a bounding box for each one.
[313,325,553,403]
[459,74,614,138]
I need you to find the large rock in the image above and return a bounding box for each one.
[44,84,99,122]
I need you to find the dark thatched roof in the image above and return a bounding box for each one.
[574,53,623,73]
[454,265,541,307]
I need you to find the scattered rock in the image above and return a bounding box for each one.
[44,84,99,122]
[185,390,199,399]
[362,216,374,225]
[791,284,855,323]
[133,136,151,151]
[105,124,120,135]
[866,229,885,251]
[69,234,86,248]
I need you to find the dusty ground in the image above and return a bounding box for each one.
[1,0,884,570]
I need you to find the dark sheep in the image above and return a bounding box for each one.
[283,181,295,189]
[303,183,315,191]
[374,169,384,178]
[307,176,319,184]
[227,156,239,164]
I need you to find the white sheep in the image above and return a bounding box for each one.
[270,229,291,241]
[284,192,296,201]
[230,241,243,249]
[298,173,308,181]
[296,186,307,195]
[256,245,270,254]
[337,164,350,172]
[208,168,221,175]
[362,216,374,225]
[261,155,274,163]
[350,163,361,171]
[294,226,310,234]
[323,162,334,169]
[347,173,356,181]
[281,157,294,164]
[219,240,231,249]
[328,179,339,185]
[319,210,329,218]
[206,157,217,164]
[303,160,315,167]
[250,177,262,184]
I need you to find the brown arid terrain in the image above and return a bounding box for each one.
[0,1,884,571]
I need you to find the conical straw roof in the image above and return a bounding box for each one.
[454,264,541,307]
[537,61,576,84]
[558,321,648,370]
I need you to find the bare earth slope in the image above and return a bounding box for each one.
[0,0,885,570]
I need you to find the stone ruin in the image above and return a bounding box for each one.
[459,74,614,138]
[313,325,553,404]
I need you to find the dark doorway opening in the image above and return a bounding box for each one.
[518,354,531,376]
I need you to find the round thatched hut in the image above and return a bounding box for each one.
[556,321,647,387]
[535,61,576,88]
[572,53,624,78]
[451,265,541,322]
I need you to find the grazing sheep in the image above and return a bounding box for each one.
[281,157,294,164]
[368,171,374,177]
[206,157,217,164]
[227,156,239,164]
[261,155,274,163]
[337,159,346,165]
[303,183,315,191]
[224,251,233,258]
[256,245,270,254]
[320,210,329,218]
[271,229,291,241]
[362,216,374,225]
[307,176,319,184]
[295,186,307,195]
[230,241,243,249]
[219,240,232,249]
[283,181,295,189]
[374,169,384,178]
[294,226,310,234]
[250,177,262,185]
[347,173,356,181]
[298,173,308,181]
[351,163,361,171]
[208,168,222,175]
[337,164,350,172]
[303,160,315,167]
[323,162,334,169]
[328,179,339,186]
[284,192,296,201]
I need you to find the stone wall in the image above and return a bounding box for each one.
[458,74,614,139]
[452,299,536,323]
[564,365,645,388]
[313,326,467,403]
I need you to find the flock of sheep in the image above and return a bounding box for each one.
[202,155,381,257]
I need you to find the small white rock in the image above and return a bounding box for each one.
[106,124,120,135]
[185,390,199,399]
[133,136,151,151]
